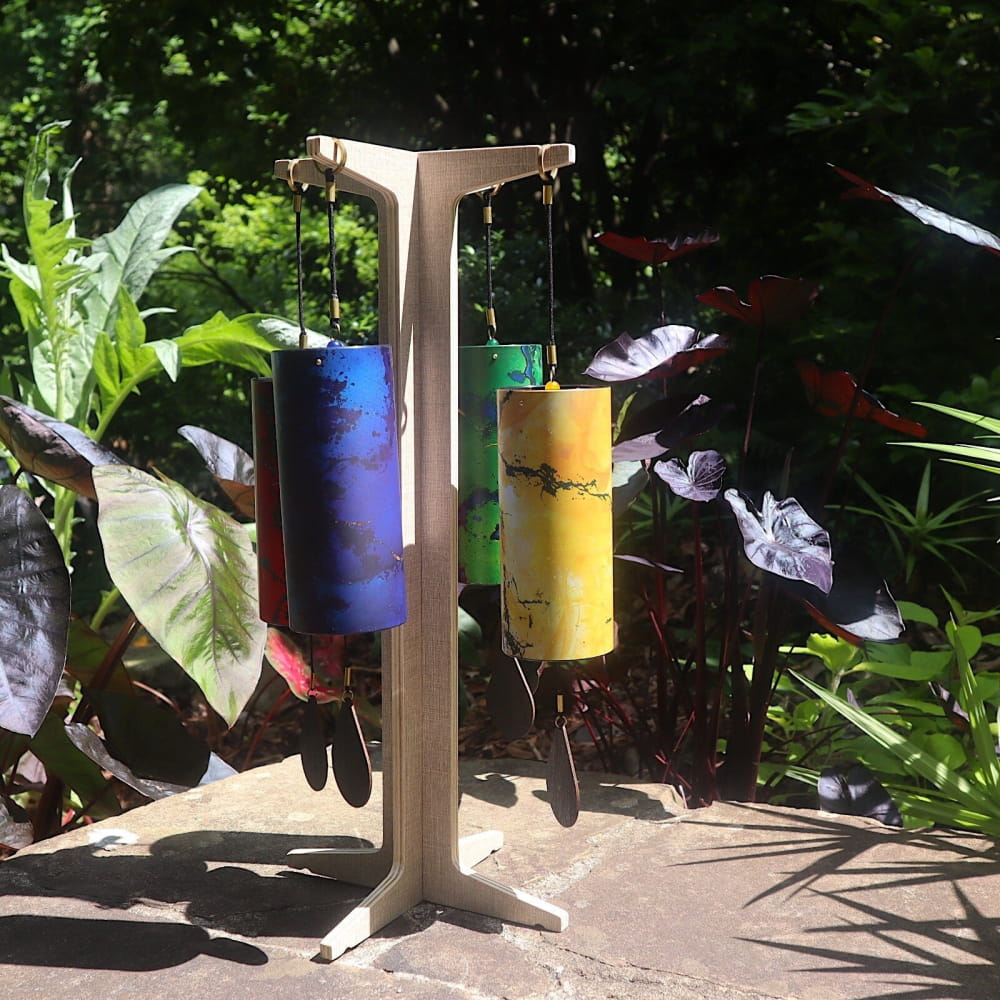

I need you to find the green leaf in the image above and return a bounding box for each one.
[896,600,939,626]
[149,338,181,381]
[947,623,982,660]
[93,465,266,726]
[806,632,862,673]
[113,286,147,379]
[854,649,953,681]
[791,670,1000,818]
[92,330,121,411]
[91,183,201,305]
[955,632,1000,798]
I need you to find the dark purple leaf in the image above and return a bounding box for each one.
[0,396,125,500]
[832,164,1000,258]
[178,425,255,518]
[0,797,32,850]
[782,546,902,643]
[585,326,729,382]
[594,230,719,265]
[0,486,71,736]
[655,450,726,502]
[724,488,833,593]
[697,276,819,327]
[614,554,683,574]
[84,687,229,787]
[64,723,188,800]
[613,394,731,461]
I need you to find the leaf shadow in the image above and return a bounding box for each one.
[677,803,1000,998]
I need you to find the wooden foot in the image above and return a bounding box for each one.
[285,844,391,888]
[457,829,504,868]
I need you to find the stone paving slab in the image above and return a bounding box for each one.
[2,756,1000,999]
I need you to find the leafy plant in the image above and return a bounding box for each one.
[781,596,1000,834]
[0,123,310,849]
[843,463,996,587]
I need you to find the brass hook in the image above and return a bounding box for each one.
[285,158,309,193]
[537,144,559,182]
[325,139,348,175]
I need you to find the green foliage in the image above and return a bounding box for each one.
[0,125,293,846]
[93,465,265,727]
[843,463,997,588]
[773,598,1000,834]
[897,404,1000,525]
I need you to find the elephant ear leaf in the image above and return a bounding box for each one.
[93,465,265,726]
[0,485,71,735]
[178,425,255,518]
[725,488,833,593]
[656,449,726,502]
[0,395,125,499]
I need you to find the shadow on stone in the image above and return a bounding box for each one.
[0,914,267,970]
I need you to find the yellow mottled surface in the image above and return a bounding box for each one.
[498,387,613,660]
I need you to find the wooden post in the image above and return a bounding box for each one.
[273,136,575,960]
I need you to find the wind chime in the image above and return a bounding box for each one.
[458,186,543,584]
[252,149,406,806]
[462,159,615,826]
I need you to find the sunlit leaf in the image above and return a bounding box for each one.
[612,460,649,516]
[725,489,833,592]
[178,425,255,518]
[264,628,345,703]
[785,547,903,642]
[614,554,683,574]
[0,396,126,499]
[585,325,729,382]
[93,465,266,726]
[0,486,71,736]
[0,797,32,850]
[697,275,819,327]
[594,230,719,264]
[831,164,1000,258]
[655,449,726,502]
[797,360,926,437]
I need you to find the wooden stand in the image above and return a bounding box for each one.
[273,136,575,960]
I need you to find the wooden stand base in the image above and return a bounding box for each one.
[274,137,575,960]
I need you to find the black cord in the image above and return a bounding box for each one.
[325,169,342,342]
[483,189,498,342]
[542,176,557,382]
[293,183,307,349]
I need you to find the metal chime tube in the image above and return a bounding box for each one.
[498,385,614,660]
[251,377,288,626]
[271,342,406,634]
[458,343,543,583]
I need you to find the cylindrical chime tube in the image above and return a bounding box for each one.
[251,377,288,626]
[271,342,406,635]
[498,385,614,660]
[458,343,543,583]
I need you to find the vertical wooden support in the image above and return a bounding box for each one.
[273,137,575,960]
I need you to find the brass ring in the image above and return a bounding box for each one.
[327,139,348,174]
[537,144,558,182]
[285,158,309,192]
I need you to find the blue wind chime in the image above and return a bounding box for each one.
[252,155,405,805]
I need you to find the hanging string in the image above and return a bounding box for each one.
[540,168,558,385]
[481,186,500,344]
[291,179,308,350]
[324,167,343,343]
